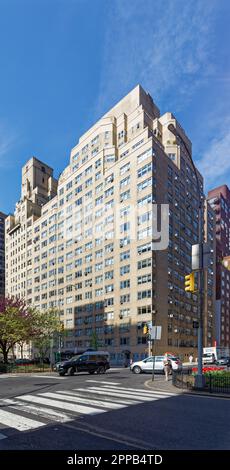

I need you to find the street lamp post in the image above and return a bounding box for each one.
[167,124,205,388]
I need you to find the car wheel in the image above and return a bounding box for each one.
[132,366,141,374]
[67,367,75,376]
[89,371,95,375]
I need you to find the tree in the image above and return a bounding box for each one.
[32,309,61,362]
[90,330,99,350]
[0,296,39,363]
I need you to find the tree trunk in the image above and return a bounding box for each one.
[2,347,8,364]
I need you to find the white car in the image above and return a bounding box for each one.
[130,355,182,374]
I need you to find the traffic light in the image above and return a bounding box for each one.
[184,272,195,292]
[143,324,149,335]
[60,322,64,332]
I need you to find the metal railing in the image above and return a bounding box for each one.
[203,373,230,394]
[0,362,51,374]
[172,369,230,394]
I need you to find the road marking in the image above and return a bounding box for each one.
[86,380,121,385]
[75,387,157,401]
[0,409,45,431]
[39,392,124,410]
[0,433,7,440]
[102,385,177,397]
[62,390,138,406]
[31,375,66,379]
[15,394,106,415]
[3,399,71,423]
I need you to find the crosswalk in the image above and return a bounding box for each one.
[0,382,178,441]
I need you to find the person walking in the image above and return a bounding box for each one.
[189,354,194,364]
[163,354,171,381]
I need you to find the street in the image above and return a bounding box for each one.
[0,368,229,450]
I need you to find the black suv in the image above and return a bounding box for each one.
[57,352,110,376]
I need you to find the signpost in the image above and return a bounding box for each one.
[150,326,162,381]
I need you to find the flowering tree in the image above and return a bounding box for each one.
[0,296,40,363]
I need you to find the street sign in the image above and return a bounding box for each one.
[193,321,199,329]
[192,243,211,270]
[151,326,162,340]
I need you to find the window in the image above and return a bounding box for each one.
[105,154,115,163]
[120,205,130,218]
[120,222,130,233]
[137,258,152,269]
[120,176,130,189]
[120,265,130,275]
[137,274,151,284]
[137,177,153,192]
[105,174,114,185]
[120,162,130,175]
[104,187,114,198]
[120,280,130,289]
[137,148,152,164]
[137,163,152,178]
[120,294,130,304]
[137,242,152,255]
[120,190,130,202]
[138,305,151,315]
[120,250,130,261]
[137,290,152,299]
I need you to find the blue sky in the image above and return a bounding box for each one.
[0,0,229,214]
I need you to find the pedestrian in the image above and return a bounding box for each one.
[189,354,193,364]
[163,354,171,381]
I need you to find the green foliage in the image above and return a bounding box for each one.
[32,308,61,360]
[90,331,98,350]
[0,296,39,363]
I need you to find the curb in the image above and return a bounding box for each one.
[144,379,230,399]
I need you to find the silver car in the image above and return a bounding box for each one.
[130,355,182,374]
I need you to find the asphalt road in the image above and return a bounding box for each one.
[0,368,229,450]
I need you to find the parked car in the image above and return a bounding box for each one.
[202,353,216,364]
[57,351,110,376]
[215,357,230,367]
[130,355,182,374]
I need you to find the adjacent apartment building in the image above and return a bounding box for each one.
[207,185,230,348]
[0,211,6,296]
[5,85,215,361]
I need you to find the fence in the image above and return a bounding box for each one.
[0,362,51,374]
[172,369,230,394]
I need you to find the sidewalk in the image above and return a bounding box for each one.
[145,375,185,394]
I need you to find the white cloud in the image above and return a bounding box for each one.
[197,124,230,189]
[0,123,19,168]
[95,0,217,116]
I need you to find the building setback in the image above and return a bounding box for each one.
[0,212,6,296]
[208,185,230,348]
[5,85,215,361]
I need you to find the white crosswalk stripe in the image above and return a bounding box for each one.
[39,392,125,410]
[75,387,159,401]
[15,394,107,415]
[0,384,175,441]
[3,398,71,423]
